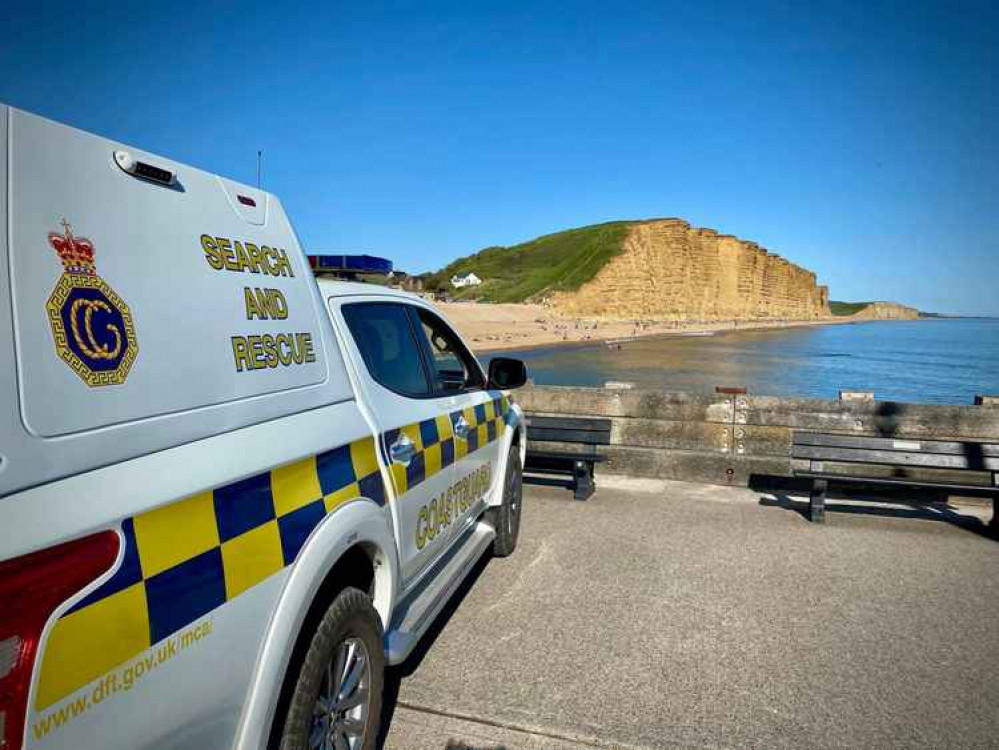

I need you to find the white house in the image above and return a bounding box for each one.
[450,271,482,288]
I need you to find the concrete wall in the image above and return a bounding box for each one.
[515,386,999,488]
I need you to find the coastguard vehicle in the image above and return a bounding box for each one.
[0,104,527,750]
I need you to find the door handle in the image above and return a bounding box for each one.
[389,433,416,466]
[454,415,470,439]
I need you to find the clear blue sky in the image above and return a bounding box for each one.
[3,1,996,314]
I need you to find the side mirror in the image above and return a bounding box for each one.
[487,357,527,390]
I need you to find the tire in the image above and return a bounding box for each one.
[487,446,523,557]
[277,587,384,750]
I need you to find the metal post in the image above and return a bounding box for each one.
[809,480,827,523]
[573,460,594,501]
[992,473,998,531]
[810,459,826,523]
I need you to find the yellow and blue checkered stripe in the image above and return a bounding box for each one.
[382,392,511,496]
[35,436,386,710]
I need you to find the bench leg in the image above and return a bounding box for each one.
[991,495,998,534]
[809,479,827,524]
[573,460,595,501]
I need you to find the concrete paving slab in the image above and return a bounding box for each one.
[382,479,999,749]
[385,705,612,750]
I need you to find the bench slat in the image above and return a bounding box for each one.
[526,449,607,462]
[792,432,999,457]
[794,444,999,471]
[524,464,576,477]
[527,427,611,445]
[526,415,612,432]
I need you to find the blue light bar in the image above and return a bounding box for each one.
[308,254,393,275]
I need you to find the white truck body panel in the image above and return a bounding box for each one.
[0,104,524,750]
[1,105,350,497]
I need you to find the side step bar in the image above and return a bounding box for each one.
[384,521,495,664]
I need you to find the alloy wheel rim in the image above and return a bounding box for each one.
[309,637,370,750]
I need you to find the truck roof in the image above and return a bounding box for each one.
[316,278,424,303]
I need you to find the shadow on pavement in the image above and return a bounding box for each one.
[378,554,492,748]
[758,485,996,541]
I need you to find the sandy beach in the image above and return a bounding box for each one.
[433,301,864,353]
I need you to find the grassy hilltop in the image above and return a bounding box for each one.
[829,300,873,316]
[422,221,632,303]
[830,300,921,319]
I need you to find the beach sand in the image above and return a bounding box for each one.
[433,301,859,353]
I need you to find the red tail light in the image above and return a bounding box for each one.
[0,531,119,750]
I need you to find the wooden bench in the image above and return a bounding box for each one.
[792,431,999,526]
[524,415,611,500]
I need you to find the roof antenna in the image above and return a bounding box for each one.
[257,150,262,188]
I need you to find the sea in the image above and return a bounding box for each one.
[488,318,999,406]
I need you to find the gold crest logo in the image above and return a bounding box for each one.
[45,220,138,386]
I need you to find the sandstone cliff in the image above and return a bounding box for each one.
[850,302,919,320]
[550,219,830,320]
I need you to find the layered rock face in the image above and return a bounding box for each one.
[551,219,830,320]
[851,302,919,320]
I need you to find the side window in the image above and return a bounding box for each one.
[342,302,431,398]
[415,308,485,393]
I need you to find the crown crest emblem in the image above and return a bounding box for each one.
[48,219,96,275]
[44,218,138,386]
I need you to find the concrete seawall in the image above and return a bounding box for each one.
[516,385,999,487]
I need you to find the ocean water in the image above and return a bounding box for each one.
[489,319,999,405]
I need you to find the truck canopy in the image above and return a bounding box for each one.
[0,104,353,498]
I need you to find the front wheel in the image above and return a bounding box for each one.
[278,587,384,750]
[487,446,523,557]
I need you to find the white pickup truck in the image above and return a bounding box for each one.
[0,104,527,750]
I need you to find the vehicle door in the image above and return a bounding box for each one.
[409,306,508,542]
[335,300,459,586]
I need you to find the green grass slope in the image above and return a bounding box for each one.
[423,221,632,303]
[829,300,874,316]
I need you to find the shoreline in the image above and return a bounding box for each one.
[475,317,872,355]
[431,301,921,355]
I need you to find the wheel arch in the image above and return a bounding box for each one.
[233,498,398,750]
[488,401,525,508]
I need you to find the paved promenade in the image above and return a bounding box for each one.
[382,478,998,749]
